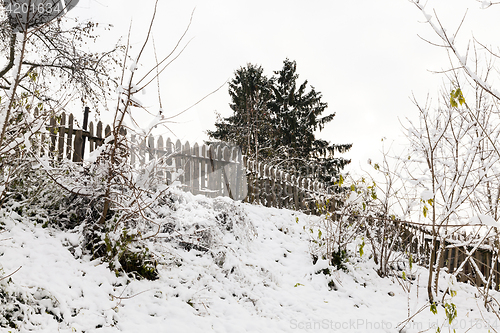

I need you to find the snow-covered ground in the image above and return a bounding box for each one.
[1,190,499,332]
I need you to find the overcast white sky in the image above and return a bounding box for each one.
[70,0,500,175]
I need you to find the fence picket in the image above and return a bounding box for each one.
[184,141,192,193]
[57,113,66,160]
[148,135,155,162]
[73,130,83,162]
[175,140,183,185]
[200,144,207,193]
[49,117,57,158]
[88,121,95,153]
[222,146,230,198]
[207,145,216,198]
[193,143,200,195]
[166,137,172,184]
[66,113,74,160]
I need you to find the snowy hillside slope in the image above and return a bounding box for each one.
[1,189,499,332]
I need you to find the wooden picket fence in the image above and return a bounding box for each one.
[46,110,500,290]
[45,111,331,213]
[46,111,112,162]
[396,219,500,289]
[126,134,333,212]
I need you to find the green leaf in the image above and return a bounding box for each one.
[358,239,365,257]
[430,302,438,315]
[458,95,465,105]
[402,271,406,280]
[445,302,457,324]
[450,98,458,107]
[337,174,344,187]
[294,283,304,287]
[423,205,428,218]
[450,88,465,108]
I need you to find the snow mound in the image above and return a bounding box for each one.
[1,190,499,332]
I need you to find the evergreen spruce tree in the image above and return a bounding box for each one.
[269,59,351,187]
[208,59,352,190]
[207,63,272,161]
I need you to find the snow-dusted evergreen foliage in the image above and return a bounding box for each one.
[208,59,351,190]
